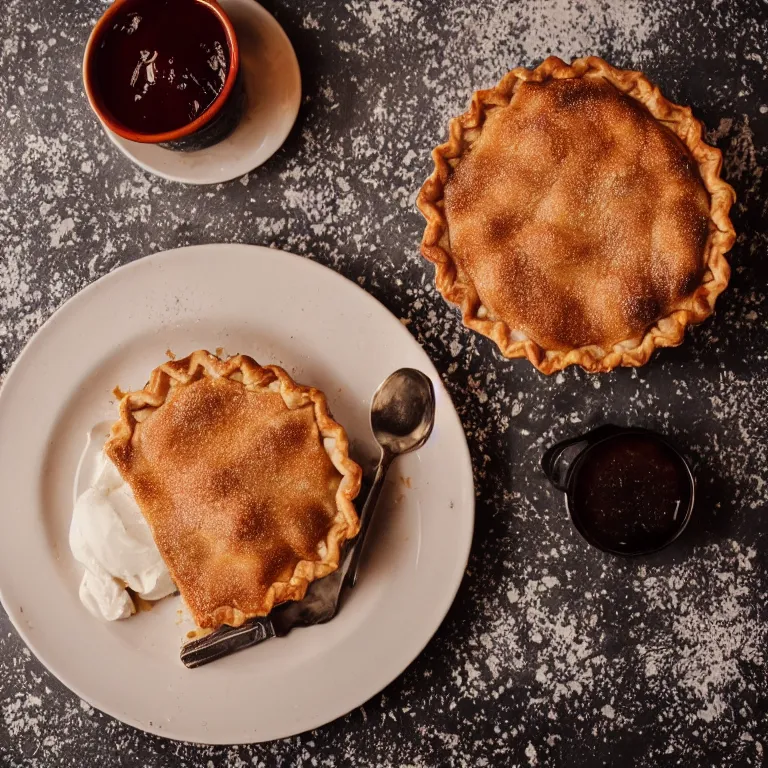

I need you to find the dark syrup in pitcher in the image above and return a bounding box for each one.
[570,433,693,554]
[94,0,230,135]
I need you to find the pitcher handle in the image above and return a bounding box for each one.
[541,425,621,492]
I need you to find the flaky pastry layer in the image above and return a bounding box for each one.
[416,56,736,373]
[105,350,361,628]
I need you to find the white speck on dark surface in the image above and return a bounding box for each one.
[1,0,767,765]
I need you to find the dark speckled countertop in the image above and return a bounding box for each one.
[1,0,768,765]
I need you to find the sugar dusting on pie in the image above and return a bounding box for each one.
[104,350,361,629]
[417,56,737,373]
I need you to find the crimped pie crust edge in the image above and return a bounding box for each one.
[105,349,362,628]
[416,55,737,374]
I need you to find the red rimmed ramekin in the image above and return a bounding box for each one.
[83,0,244,151]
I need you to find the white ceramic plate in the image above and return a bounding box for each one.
[103,0,302,185]
[0,244,474,744]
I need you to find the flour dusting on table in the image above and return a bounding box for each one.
[1,0,767,765]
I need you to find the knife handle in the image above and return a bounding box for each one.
[180,618,276,668]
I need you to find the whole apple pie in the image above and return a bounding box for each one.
[417,56,736,373]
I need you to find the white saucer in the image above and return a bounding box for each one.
[0,245,474,744]
[102,0,301,185]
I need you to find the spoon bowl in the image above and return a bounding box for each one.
[370,368,435,456]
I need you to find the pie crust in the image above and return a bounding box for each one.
[416,56,736,373]
[105,350,361,628]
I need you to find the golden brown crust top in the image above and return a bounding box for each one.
[105,350,361,628]
[444,77,710,350]
[417,56,736,373]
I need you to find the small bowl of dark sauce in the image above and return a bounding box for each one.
[542,425,695,556]
[83,0,244,151]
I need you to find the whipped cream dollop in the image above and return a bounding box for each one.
[69,429,175,621]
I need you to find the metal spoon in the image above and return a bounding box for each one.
[180,368,436,667]
[345,367,435,587]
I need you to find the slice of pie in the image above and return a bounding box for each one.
[105,350,361,628]
[416,56,736,373]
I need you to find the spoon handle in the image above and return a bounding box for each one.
[345,450,393,588]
